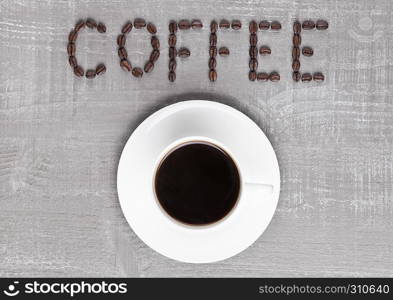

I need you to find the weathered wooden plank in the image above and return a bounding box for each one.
[0,0,392,277]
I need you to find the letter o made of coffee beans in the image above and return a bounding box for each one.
[117,19,160,78]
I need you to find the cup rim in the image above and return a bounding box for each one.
[151,136,243,229]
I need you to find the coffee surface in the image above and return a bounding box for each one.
[154,142,240,225]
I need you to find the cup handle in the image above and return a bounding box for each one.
[244,182,274,195]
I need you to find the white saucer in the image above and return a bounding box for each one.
[117,100,280,263]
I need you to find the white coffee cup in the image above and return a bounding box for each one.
[152,136,274,228]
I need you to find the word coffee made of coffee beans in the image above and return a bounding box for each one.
[67,18,328,82]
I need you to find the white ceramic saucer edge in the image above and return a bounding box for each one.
[117,100,280,263]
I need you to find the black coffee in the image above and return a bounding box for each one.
[154,142,240,225]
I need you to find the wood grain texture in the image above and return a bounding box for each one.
[0,0,392,277]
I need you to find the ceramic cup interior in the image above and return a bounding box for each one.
[152,137,243,228]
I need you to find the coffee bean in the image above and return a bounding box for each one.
[191,19,203,29]
[169,47,177,58]
[209,46,217,57]
[134,18,146,29]
[219,19,230,29]
[86,69,96,79]
[73,65,84,77]
[117,34,126,47]
[86,18,97,29]
[132,67,143,78]
[249,71,257,81]
[68,30,77,43]
[257,72,269,81]
[122,22,133,34]
[208,57,217,69]
[151,36,160,50]
[269,72,280,82]
[150,50,160,62]
[250,33,258,46]
[147,23,157,34]
[302,46,313,57]
[316,20,328,30]
[120,59,132,72]
[259,20,270,30]
[210,33,217,46]
[168,71,176,82]
[218,47,230,56]
[75,20,85,32]
[118,47,128,59]
[68,56,77,68]
[292,59,300,71]
[169,59,177,71]
[249,58,258,71]
[292,71,301,82]
[209,69,217,82]
[178,47,190,58]
[293,21,301,34]
[271,21,281,30]
[210,20,218,33]
[67,42,75,56]
[313,72,325,82]
[97,22,106,33]
[302,20,315,30]
[144,61,154,73]
[231,20,242,30]
[293,33,301,46]
[168,34,177,46]
[249,20,258,33]
[169,21,178,33]
[249,46,258,58]
[178,19,191,30]
[292,46,300,60]
[259,46,271,55]
[96,64,106,75]
[301,72,312,82]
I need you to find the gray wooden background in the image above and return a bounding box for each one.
[1,0,393,277]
